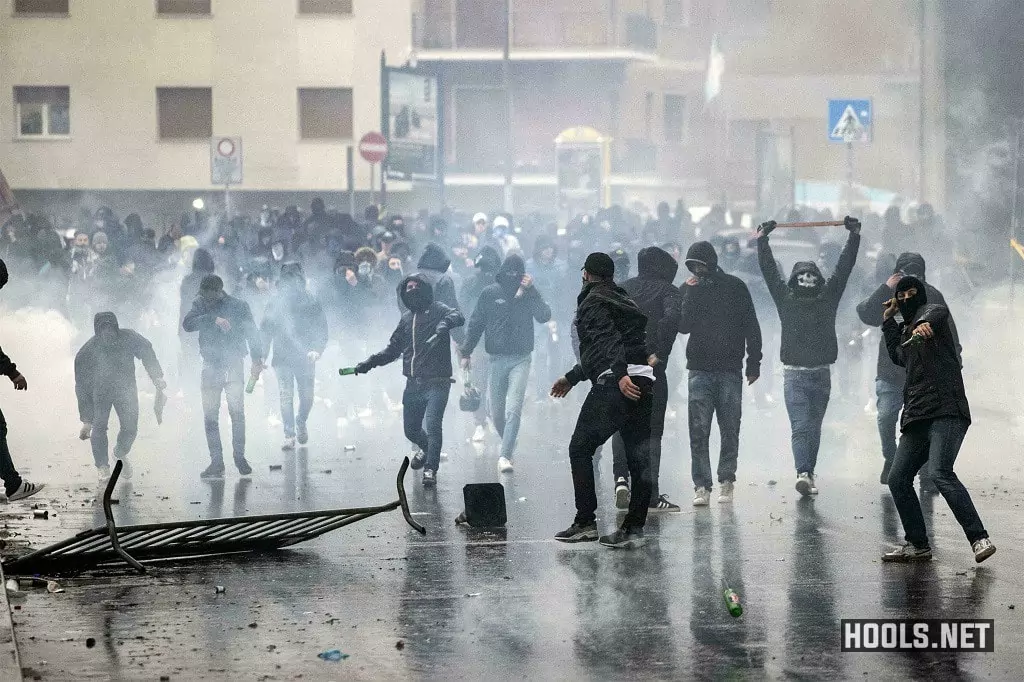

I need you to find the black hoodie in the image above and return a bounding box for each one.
[399,242,463,342]
[856,253,956,385]
[565,280,648,385]
[260,264,329,367]
[882,282,970,429]
[364,274,465,380]
[757,230,860,367]
[460,254,552,358]
[75,312,164,422]
[620,247,683,367]
[679,242,762,377]
[458,246,502,313]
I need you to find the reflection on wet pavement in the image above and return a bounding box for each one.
[3,393,1023,680]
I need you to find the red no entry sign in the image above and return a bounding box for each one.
[358,132,388,164]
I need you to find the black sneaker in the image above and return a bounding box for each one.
[234,458,252,477]
[554,521,598,543]
[649,494,681,512]
[410,450,426,471]
[201,463,225,479]
[422,469,436,487]
[880,460,892,485]
[297,423,308,445]
[599,526,647,549]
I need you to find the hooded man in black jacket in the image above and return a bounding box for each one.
[355,275,465,486]
[857,253,955,485]
[261,262,329,451]
[402,242,464,344]
[182,275,265,478]
[459,246,502,441]
[75,312,166,480]
[879,276,995,564]
[609,246,683,513]
[459,254,551,473]
[757,216,861,497]
[551,252,654,550]
[680,241,762,507]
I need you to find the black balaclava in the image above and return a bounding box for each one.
[895,275,927,322]
[496,254,525,297]
[399,275,433,313]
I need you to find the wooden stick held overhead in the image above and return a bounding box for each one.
[773,220,846,228]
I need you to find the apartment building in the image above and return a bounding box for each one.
[2,0,945,221]
[1,0,410,219]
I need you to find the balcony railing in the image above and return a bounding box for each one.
[412,11,658,54]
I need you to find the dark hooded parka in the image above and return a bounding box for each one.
[460,254,552,359]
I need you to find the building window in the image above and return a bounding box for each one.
[157,87,212,139]
[664,0,692,27]
[157,0,211,14]
[298,88,353,140]
[14,86,70,137]
[298,0,352,14]
[14,0,68,13]
[664,94,687,142]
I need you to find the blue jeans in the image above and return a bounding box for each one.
[402,379,450,473]
[875,378,902,463]
[489,354,531,461]
[783,367,831,474]
[90,384,140,467]
[276,362,315,438]
[688,370,743,490]
[201,360,246,465]
[470,349,490,427]
[888,417,987,546]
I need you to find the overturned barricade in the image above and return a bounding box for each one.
[3,457,425,575]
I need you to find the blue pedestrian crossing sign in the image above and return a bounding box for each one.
[828,99,872,143]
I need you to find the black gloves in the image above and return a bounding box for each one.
[758,220,777,237]
[844,215,862,234]
[354,361,372,375]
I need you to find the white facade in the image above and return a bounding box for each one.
[1,0,412,192]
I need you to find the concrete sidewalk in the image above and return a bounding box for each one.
[0,560,24,682]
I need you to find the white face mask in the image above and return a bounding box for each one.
[796,272,820,288]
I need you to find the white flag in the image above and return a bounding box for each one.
[704,34,725,104]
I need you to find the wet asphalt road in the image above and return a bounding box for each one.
[3,366,1024,681]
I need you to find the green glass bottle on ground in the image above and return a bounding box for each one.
[723,588,743,617]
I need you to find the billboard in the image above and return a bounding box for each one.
[385,69,439,181]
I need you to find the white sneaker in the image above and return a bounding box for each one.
[718,481,734,503]
[498,457,514,473]
[692,487,710,506]
[471,425,487,442]
[282,437,296,451]
[972,537,996,563]
[796,472,817,497]
[440,451,449,462]
[358,407,373,418]
[8,481,44,502]
[97,466,111,489]
[614,477,630,509]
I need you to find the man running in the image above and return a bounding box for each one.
[75,312,165,482]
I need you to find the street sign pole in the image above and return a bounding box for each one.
[846,142,854,213]
[371,163,377,207]
[347,146,355,217]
